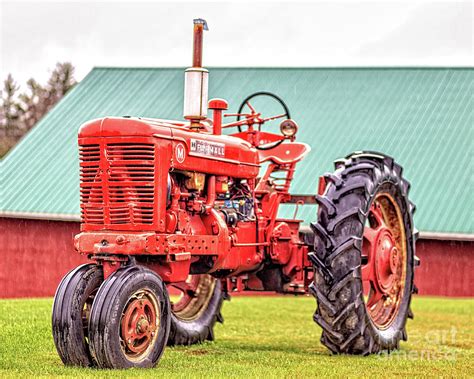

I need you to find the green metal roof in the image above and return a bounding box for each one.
[1,67,472,236]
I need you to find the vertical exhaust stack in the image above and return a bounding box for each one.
[183,19,209,128]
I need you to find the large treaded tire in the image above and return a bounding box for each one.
[168,276,225,346]
[88,265,171,369]
[52,263,103,366]
[310,151,417,355]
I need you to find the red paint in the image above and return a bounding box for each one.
[208,98,228,135]
[362,202,401,305]
[1,217,472,298]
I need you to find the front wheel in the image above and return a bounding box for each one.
[88,265,171,369]
[167,274,225,346]
[310,152,417,354]
[52,263,103,366]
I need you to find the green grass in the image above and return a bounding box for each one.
[0,296,472,378]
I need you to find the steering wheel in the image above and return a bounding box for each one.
[223,92,291,131]
[235,92,291,132]
[222,92,292,150]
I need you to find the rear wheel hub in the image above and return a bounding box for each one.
[374,229,397,291]
[167,274,215,321]
[362,193,407,329]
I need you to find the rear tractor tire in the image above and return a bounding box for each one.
[167,274,225,346]
[310,152,418,355]
[52,263,103,366]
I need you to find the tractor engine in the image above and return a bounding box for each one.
[75,116,268,278]
[75,112,309,290]
[169,172,255,232]
[215,178,255,226]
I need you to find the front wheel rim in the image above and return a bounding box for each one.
[362,192,407,330]
[120,289,160,361]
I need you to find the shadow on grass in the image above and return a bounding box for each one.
[172,340,330,357]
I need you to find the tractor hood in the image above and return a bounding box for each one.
[79,117,173,139]
[79,117,260,178]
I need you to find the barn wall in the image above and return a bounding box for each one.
[0,218,87,298]
[415,239,473,297]
[0,217,472,298]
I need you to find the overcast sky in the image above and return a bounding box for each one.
[0,0,472,87]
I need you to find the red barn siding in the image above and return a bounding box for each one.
[415,239,473,297]
[0,218,87,298]
[0,217,472,298]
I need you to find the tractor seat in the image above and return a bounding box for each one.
[258,142,311,165]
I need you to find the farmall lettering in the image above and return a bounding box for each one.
[53,18,418,370]
[190,138,225,158]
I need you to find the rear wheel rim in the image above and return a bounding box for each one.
[167,275,215,321]
[362,192,407,329]
[120,289,160,361]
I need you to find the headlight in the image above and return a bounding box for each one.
[280,119,298,137]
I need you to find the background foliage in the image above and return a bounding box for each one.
[0,62,77,157]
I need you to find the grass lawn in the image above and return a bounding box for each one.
[0,296,472,378]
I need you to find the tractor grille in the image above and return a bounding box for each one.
[79,142,156,227]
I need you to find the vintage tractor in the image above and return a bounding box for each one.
[52,19,418,369]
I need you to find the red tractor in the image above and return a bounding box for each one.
[52,19,418,369]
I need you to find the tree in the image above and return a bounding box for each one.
[18,78,47,131]
[0,74,23,156]
[44,62,77,109]
[0,74,21,133]
[0,62,77,157]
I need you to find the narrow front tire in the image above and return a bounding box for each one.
[52,263,103,366]
[88,265,171,369]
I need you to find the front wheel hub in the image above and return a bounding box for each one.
[120,292,159,357]
[136,317,150,334]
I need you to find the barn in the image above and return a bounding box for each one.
[1,67,472,298]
